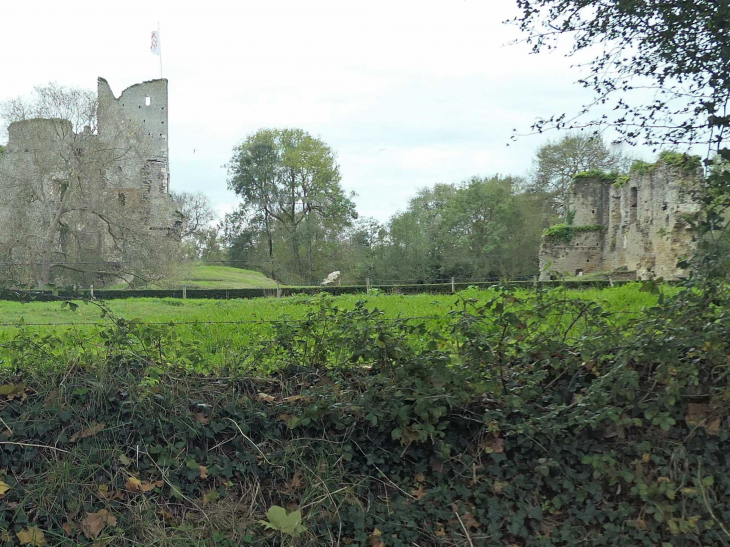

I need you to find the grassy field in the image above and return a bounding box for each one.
[0,283,660,324]
[109,264,278,289]
[0,283,664,371]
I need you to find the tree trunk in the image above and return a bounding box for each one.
[36,179,73,289]
[291,232,302,278]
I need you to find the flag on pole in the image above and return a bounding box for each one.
[150,30,161,56]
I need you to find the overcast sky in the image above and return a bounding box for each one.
[1,0,639,223]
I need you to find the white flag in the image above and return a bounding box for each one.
[150,30,161,56]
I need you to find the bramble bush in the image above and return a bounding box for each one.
[0,282,729,545]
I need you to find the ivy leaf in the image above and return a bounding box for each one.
[0,480,10,497]
[16,527,46,546]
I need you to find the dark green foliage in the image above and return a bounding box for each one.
[543,224,604,244]
[0,283,729,544]
[572,170,619,183]
[658,151,702,174]
[631,153,702,178]
[629,160,655,176]
[514,0,730,149]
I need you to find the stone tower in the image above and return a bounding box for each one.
[97,78,175,230]
[98,77,169,192]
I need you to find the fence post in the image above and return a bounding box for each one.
[182,285,187,300]
[451,276,455,294]
[276,282,281,298]
[90,285,94,299]
[366,277,370,295]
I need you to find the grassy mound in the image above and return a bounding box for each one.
[176,265,278,289]
[109,264,278,290]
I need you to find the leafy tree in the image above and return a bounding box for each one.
[226,129,356,282]
[375,176,540,282]
[514,0,730,282]
[513,1,730,150]
[529,133,630,219]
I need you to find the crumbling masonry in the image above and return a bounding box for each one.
[539,159,700,281]
[0,78,179,286]
[97,77,177,231]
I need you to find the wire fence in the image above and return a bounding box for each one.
[0,309,648,330]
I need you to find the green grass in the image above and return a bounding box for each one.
[0,283,664,371]
[177,264,278,289]
[109,264,278,289]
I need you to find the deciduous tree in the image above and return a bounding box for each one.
[226,129,356,281]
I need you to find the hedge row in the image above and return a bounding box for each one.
[0,284,727,545]
[0,280,631,302]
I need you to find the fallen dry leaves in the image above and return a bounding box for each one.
[369,528,385,547]
[0,383,28,402]
[80,510,117,539]
[125,476,163,493]
[685,403,722,435]
[70,423,105,443]
[97,484,125,501]
[480,432,505,454]
[16,527,46,546]
[451,503,481,530]
[194,413,210,425]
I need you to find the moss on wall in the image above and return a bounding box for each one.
[543,223,605,244]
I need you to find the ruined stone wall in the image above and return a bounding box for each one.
[539,160,699,280]
[97,77,177,233]
[539,231,605,278]
[0,77,180,287]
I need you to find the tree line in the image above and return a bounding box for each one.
[202,131,632,285]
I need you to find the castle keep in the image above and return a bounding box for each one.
[0,78,179,287]
[97,77,177,231]
[539,157,700,281]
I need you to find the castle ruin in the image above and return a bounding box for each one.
[539,157,701,281]
[0,78,179,288]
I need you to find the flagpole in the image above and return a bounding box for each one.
[158,22,163,78]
